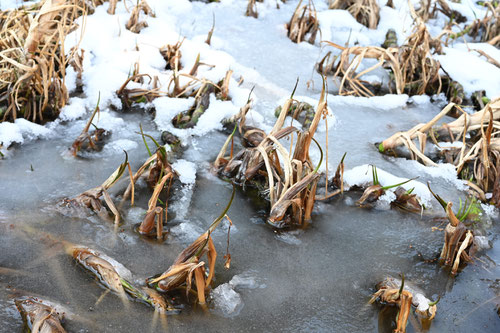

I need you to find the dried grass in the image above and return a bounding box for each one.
[215,82,328,227]
[15,297,66,332]
[246,0,258,18]
[329,0,380,29]
[380,98,500,206]
[126,0,155,33]
[287,0,319,44]
[0,0,89,123]
[62,152,129,224]
[147,188,235,305]
[324,17,442,96]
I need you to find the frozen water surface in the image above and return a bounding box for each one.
[0,0,499,332]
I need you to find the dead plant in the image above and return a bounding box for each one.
[68,244,177,313]
[215,81,328,228]
[287,0,319,44]
[0,0,88,123]
[370,276,439,332]
[146,187,235,305]
[15,296,67,332]
[116,73,162,109]
[325,15,442,97]
[246,0,258,18]
[69,96,110,156]
[61,152,129,224]
[126,0,155,34]
[329,0,380,29]
[379,99,500,205]
[428,184,477,275]
[160,40,183,71]
[355,165,415,208]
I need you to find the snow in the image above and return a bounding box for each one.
[172,159,197,184]
[0,119,52,148]
[327,94,410,110]
[436,46,500,99]
[343,164,433,207]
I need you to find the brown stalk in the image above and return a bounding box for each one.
[287,0,319,44]
[329,0,380,29]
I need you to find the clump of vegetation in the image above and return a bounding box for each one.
[246,0,259,18]
[215,82,327,228]
[121,130,177,238]
[61,152,129,224]
[355,165,417,209]
[126,0,155,34]
[329,0,380,29]
[324,14,442,96]
[379,99,500,207]
[15,296,68,332]
[68,244,177,313]
[0,0,89,123]
[287,0,319,44]
[146,187,235,305]
[69,96,111,156]
[428,184,478,275]
[370,275,439,333]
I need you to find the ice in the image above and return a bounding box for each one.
[229,271,264,290]
[275,230,303,245]
[210,283,243,317]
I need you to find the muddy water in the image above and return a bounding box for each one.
[0,101,499,333]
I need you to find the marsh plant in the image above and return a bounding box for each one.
[323,3,442,96]
[379,98,500,206]
[15,296,68,333]
[370,275,439,333]
[61,152,129,224]
[0,0,91,123]
[329,0,380,29]
[428,184,478,275]
[215,82,328,228]
[287,0,319,44]
[146,187,235,305]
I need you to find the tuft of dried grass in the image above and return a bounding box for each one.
[329,0,380,29]
[0,0,89,123]
[246,0,258,18]
[126,0,155,34]
[324,17,442,96]
[147,188,235,305]
[215,81,328,228]
[62,152,130,224]
[287,0,319,44]
[379,98,500,206]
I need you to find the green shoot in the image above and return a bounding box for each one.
[380,177,417,191]
[208,185,236,233]
[139,124,152,157]
[427,182,447,211]
[311,137,323,174]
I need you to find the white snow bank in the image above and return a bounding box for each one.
[343,164,432,206]
[396,160,468,191]
[436,46,500,99]
[0,119,52,148]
